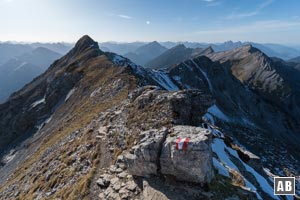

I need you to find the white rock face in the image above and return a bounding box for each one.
[124,126,214,184]
[124,128,168,177]
[160,126,214,184]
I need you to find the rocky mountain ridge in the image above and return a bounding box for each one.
[0,35,299,199]
[99,40,300,60]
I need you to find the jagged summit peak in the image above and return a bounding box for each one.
[74,35,99,51]
[44,35,102,70]
[61,35,102,61]
[77,35,95,44]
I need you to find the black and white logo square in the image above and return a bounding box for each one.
[274,177,295,195]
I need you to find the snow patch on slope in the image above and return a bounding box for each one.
[31,96,46,108]
[213,137,279,200]
[151,70,179,91]
[207,104,230,122]
[190,60,213,91]
[172,75,181,81]
[212,139,239,171]
[35,114,53,133]
[213,157,230,177]
[13,62,28,72]
[90,87,102,97]
[65,88,76,102]
[1,150,17,164]
[203,113,215,124]
[226,147,279,200]
[172,75,193,89]
[212,138,263,199]
[112,54,147,77]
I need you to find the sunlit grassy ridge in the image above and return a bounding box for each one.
[0,54,137,199]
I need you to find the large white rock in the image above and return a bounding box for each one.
[124,126,214,184]
[124,128,168,177]
[160,126,214,184]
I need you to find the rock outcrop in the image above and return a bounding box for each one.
[125,128,168,177]
[125,126,214,185]
[160,126,213,184]
[127,86,214,128]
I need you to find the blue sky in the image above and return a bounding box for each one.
[0,0,300,44]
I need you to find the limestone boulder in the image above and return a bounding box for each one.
[124,128,168,177]
[160,126,214,184]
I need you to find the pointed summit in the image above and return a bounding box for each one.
[46,35,102,70]
[61,35,102,64]
[73,35,99,53]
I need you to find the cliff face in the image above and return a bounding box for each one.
[167,53,300,188]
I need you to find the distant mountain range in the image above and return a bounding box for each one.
[161,41,300,60]
[145,44,210,69]
[0,47,61,102]
[123,41,167,66]
[1,40,299,103]
[99,40,300,61]
[0,42,71,65]
[17,47,62,68]
[0,42,71,102]
[1,39,299,104]
[98,41,144,55]
[28,42,73,55]
[0,43,33,65]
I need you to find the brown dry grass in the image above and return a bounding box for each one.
[209,174,255,199]
[0,56,137,199]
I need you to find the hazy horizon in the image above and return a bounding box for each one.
[1,0,300,44]
[1,38,300,48]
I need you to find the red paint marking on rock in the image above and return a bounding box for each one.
[175,137,190,150]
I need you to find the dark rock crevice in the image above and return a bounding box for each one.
[156,128,169,175]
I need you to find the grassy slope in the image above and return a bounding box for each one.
[0,55,137,199]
